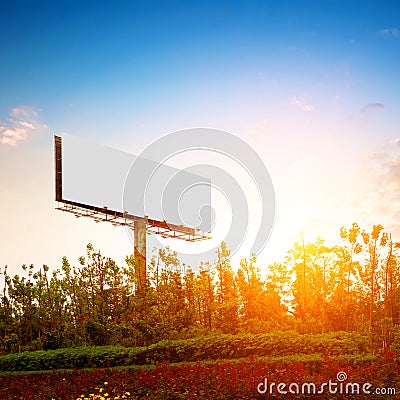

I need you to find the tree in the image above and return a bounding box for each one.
[215,242,239,333]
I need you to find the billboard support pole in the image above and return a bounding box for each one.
[134,218,147,295]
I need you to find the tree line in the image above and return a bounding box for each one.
[0,223,399,354]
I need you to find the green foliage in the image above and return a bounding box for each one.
[84,319,111,346]
[42,332,63,351]
[391,325,400,354]
[1,226,400,356]
[2,334,19,353]
[0,331,368,372]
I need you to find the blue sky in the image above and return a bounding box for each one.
[1,1,400,273]
[1,0,399,139]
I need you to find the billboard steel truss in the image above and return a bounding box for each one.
[55,200,210,242]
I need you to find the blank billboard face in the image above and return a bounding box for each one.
[60,133,212,231]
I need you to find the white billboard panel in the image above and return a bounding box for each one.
[61,133,212,231]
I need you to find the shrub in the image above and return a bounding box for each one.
[0,331,369,372]
[84,320,111,346]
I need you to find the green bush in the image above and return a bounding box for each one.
[42,332,63,351]
[0,331,369,372]
[2,334,19,354]
[84,319,111,346]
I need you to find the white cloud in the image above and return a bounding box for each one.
[388,137,400,147]
[18,121,36,130]
[0,127,28,147]
[361,103,384,114]
[11,107,38,118]
[378,28,400,37]
[245,119,271,141]
[291,96,314,112]
[0,106,46,147]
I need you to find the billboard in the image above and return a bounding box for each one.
[57,133,212,232]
